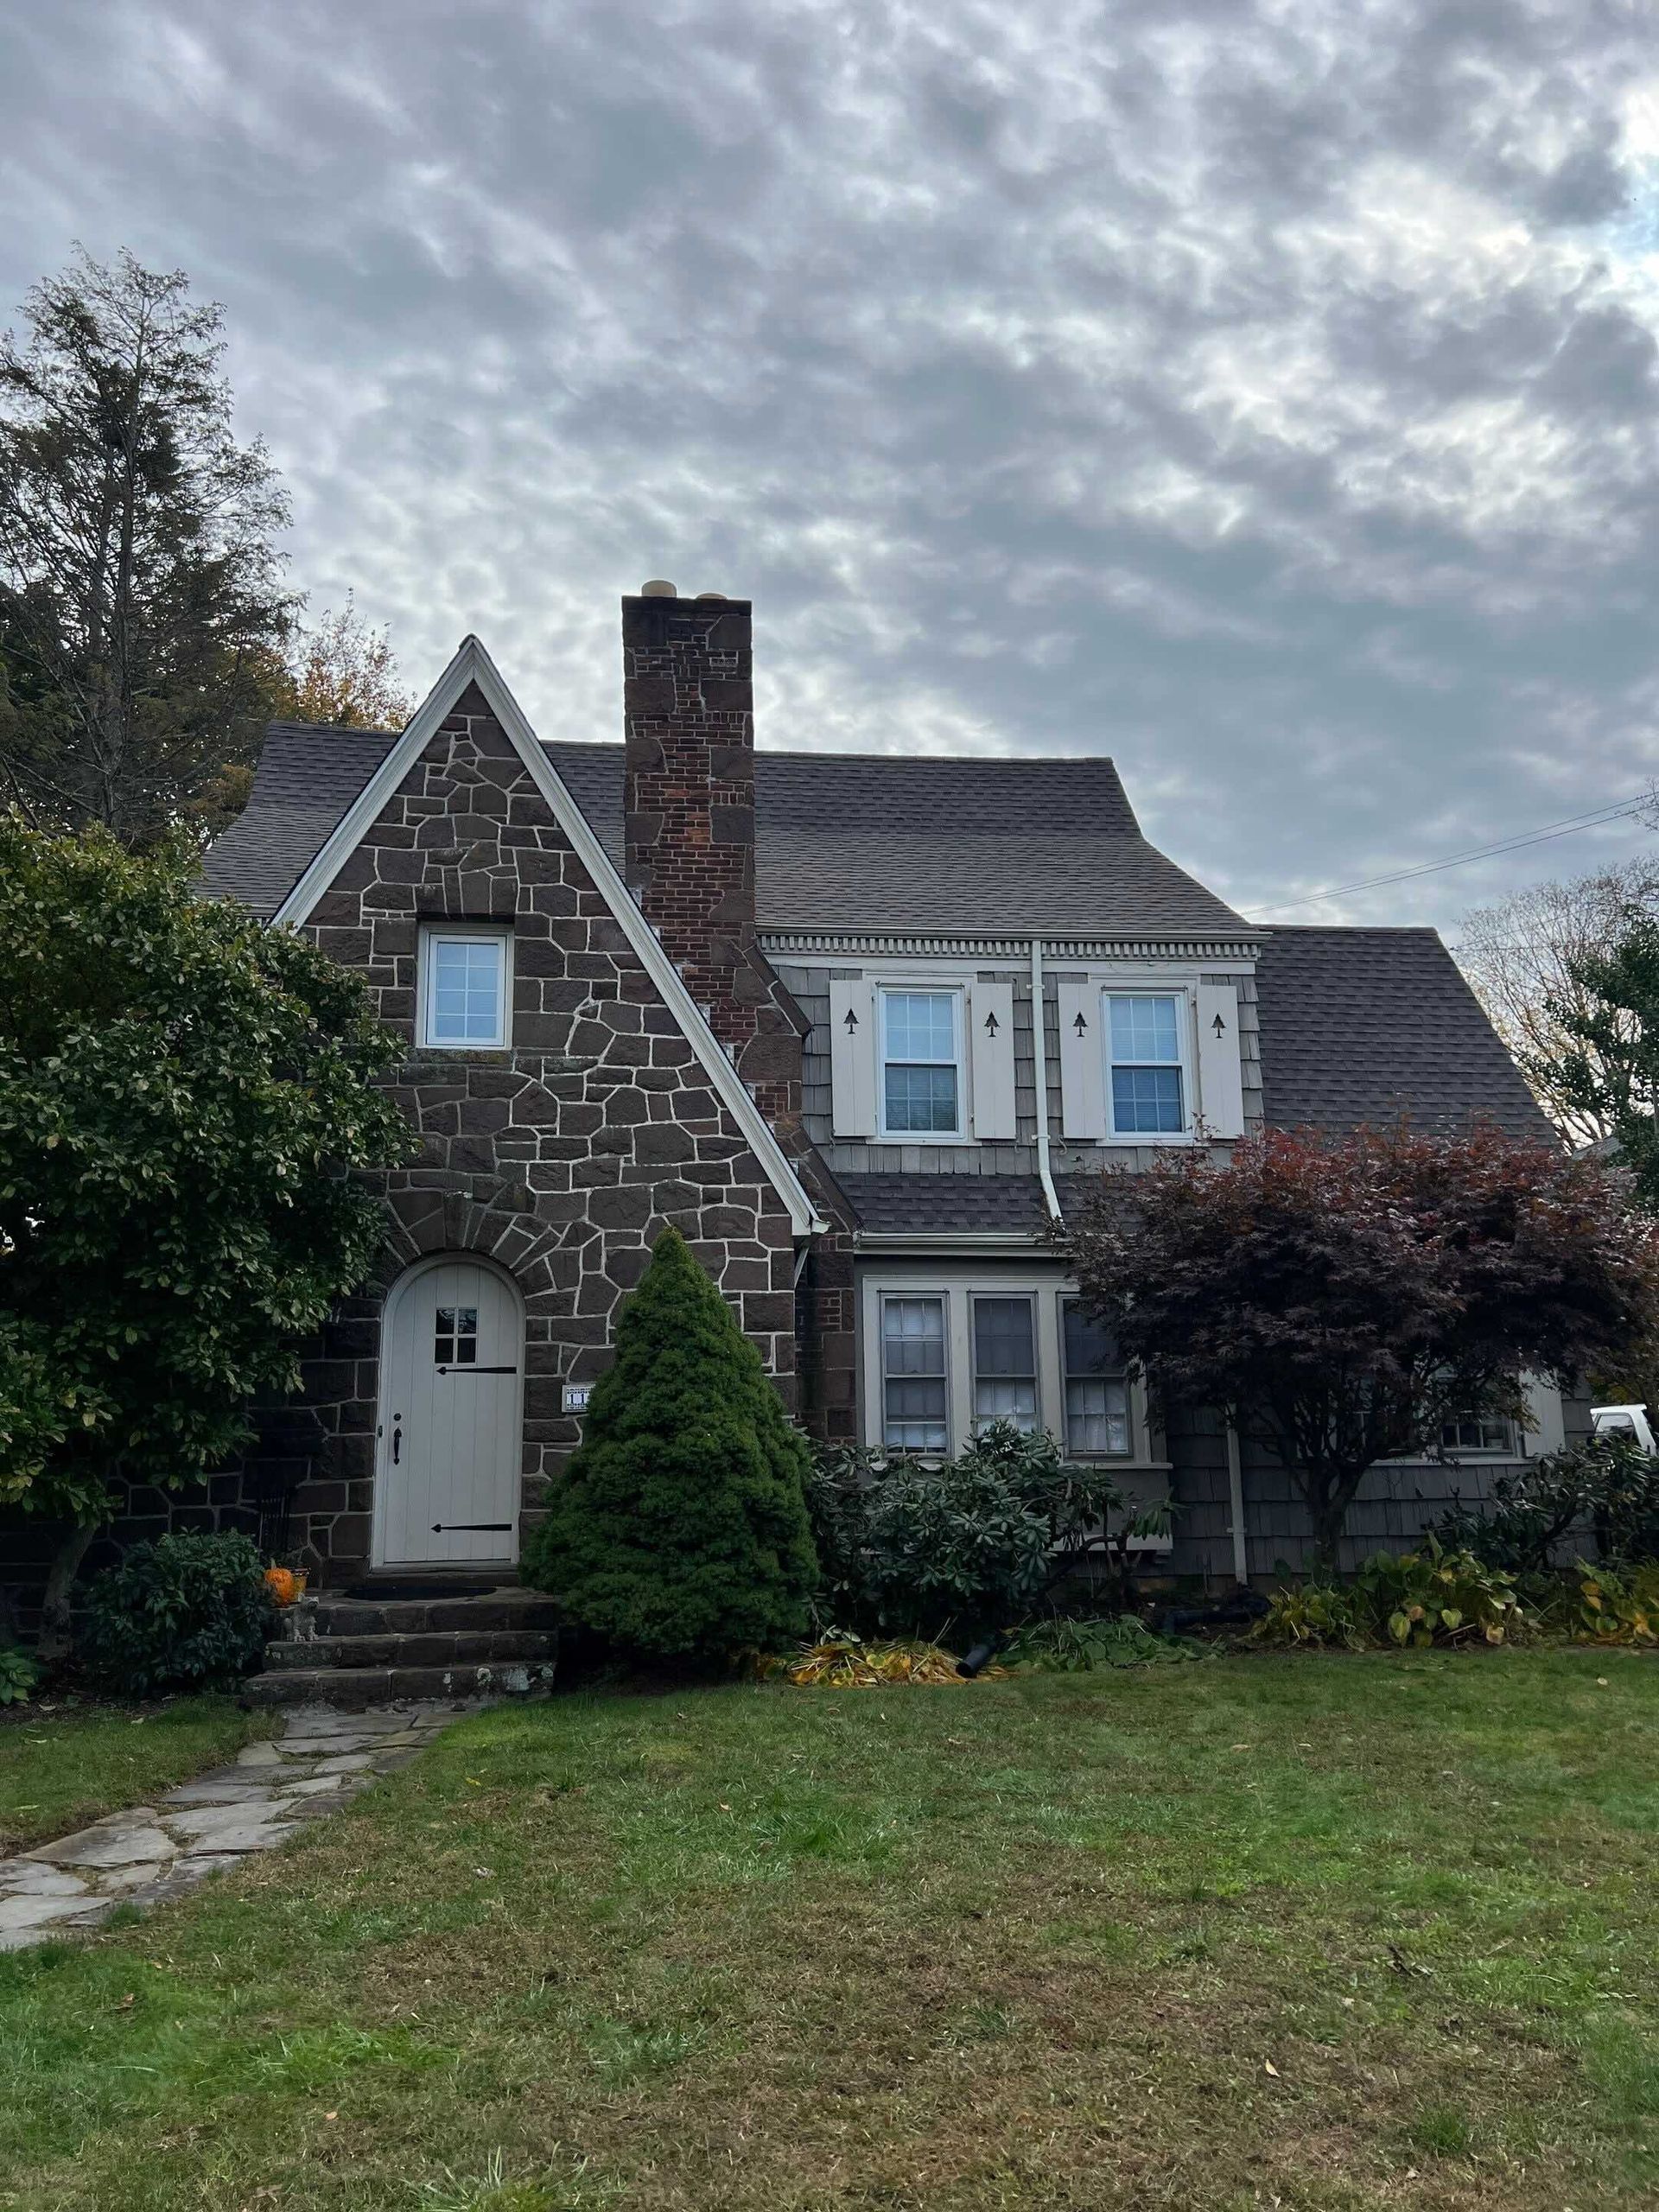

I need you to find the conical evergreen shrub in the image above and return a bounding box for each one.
[523,1227,818,1661]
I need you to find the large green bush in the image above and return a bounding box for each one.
[79,1531,275,1694]
[522,1229,817,1662]
[0,816,408,1653]
[1436,1435,1659,1575]
[809,1422,1156,1640]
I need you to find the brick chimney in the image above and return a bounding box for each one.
[622,583,803,1122]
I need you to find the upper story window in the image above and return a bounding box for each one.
[1062,1300,1131,1457]
[419,926,512,1050]
[1106,992,1186,1136]
[879,988,963,1138]
[972,1296,1038,1433]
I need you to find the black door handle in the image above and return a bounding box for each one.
[391,1423,402,1465]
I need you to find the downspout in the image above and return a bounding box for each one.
[1030,936,1063,1223]
[1225,1418,1249,1586]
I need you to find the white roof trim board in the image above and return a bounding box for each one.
[272,634,827,1238]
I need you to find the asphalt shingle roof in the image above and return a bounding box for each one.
[836,1174,1054,1235]
[1255,926,1554,1141]
[199,728,1554,1218]
[200,726,1251,938]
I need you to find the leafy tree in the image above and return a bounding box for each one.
[0,247,294,844]
[1459,859,1659,1142]
[523,1227,817,1662]
[0,817,409,1651]
[1548,906,1659,1210]
[1057,1123,1659,1566]
[274,591,411,732]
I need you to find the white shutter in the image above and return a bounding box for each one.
[1195,982,1245,1138]
[1057,978,1105,1140]
[829,976,877,1136]
[969,980,1016,1140]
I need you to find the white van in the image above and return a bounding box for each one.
[1592,1404,1657,1453]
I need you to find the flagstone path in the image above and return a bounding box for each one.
[0,1701,463,1953]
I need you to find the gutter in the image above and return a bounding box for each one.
[1031,936,1064,1224]
[854,1230,1050,1255]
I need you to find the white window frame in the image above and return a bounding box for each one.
[417,924,513,1052]
[876,984,967,1142]
[1103,987,1193,1143]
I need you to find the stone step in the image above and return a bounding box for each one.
[243,1657,557,1711]
[293,1591,562,1638]
[265,1628,556,1672]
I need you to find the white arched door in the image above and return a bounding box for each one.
[373,1257,524,1568]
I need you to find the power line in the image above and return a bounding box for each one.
[1256,792,1653,916]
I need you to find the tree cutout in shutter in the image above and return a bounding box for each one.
[1073,1011,1089,1035]
[983,1009,999,1036]
[842,1007,859,1033]
[1211,1011,1227,1037]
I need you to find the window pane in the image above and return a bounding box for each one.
[973,1299,1034,1377]
[1062,1301,1129,1454]
[884,1062,960,1133]
[429,938,504,1042]
[1441,1414,1510,1452]
[435,1306,478,1365]
[972,1298,1036,1433]
[884,991,955,1063]
[1111,1065,1184,1133]
[1066,1377,1131,1455]
[882,1297,947,1450]
[1063,1302,1120,1377]
[1109,994,1180,1064]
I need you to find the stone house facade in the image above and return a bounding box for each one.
[1,586,1582,1615]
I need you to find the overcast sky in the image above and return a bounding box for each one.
[4,1,1658,931]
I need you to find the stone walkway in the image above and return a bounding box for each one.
[0,1701,462,1953]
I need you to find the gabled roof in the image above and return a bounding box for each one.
[1255,926,1554,1141]
[234,638,825,1237]
[202,728,1252,939]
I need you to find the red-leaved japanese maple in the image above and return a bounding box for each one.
[1055,1123,1659,1565]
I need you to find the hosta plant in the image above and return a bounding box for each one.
[1255,1539,1532,1650]
[1253,1580,1370,1651]
[0,1646,41,1705]
[1576,1561,1659,1645]
[1006,1613,1203,1671]
[1353,1539,1531,1647]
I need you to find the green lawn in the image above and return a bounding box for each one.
[2,1651,1656,2211]
[0,1696,268,1853]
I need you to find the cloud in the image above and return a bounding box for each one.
[3,0,1658,926]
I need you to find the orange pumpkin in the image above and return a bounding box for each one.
[264,1566,304,1607]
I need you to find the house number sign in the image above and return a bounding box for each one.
[562,1382,592,1414]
